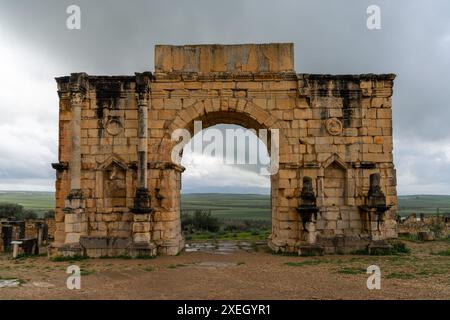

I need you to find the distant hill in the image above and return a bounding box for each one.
[397,195,450,216]
[0,191,54,216]
[181,193,271,220]
[0,191,449,219]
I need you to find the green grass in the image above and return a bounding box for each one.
[0,191,54,216]
[432,249,450,256]
[80,269,95,276]
[337,267,366,275]
[14,253,47,260]
[285,259,328,267]
[182,193,450,219]
[98,255,132,260]
[350,241,410,256]
[49,255,87,262]
[181,193,271,220]
[390,242,411,255]
[416,269,447,277]
[143,266,154,272]
[397,195,450,216]
[386,272,416,279]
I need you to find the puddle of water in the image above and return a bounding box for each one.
[0,279,20,288]
[32,282,55,288]
[195,261,237,268]
[185,243,216,253]
[185,240,261,254]
[214,251,232,255]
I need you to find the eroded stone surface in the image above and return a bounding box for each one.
[50,43,398,257]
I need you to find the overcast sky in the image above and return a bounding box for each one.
[0,0,449,195]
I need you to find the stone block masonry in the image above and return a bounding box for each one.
[49,43,397,258]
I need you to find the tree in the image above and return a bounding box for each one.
[23,210,38,220]
[0,203,40,220]
[0,202,25,220]
[44,209,55,219]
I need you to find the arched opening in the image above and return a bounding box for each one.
[179,120,273,246]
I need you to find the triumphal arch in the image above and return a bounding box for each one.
[50,43,398,257]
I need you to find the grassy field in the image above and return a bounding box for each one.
[180,193,271,220]
[397,195,450,216]
[1,191,450,219]
[181,194,450,220]
[0,191,54,216]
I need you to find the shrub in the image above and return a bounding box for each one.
[0,202,24,220]
[181,212,193,231]
[432,249,450,256]
[50,254,87,262]
[429,217,446,239]
[181,210,219,232]
[351,241,410,256]
[350,248,369,255]
[0,203,39,220]
[390,241,411,254]
[221,219,270,233]
[23,210,38,220]
[44,210,55,219]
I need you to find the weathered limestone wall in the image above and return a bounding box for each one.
[50,43,397,257]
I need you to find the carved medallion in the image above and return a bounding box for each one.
[325,118,343,136]
[105,117,123,136]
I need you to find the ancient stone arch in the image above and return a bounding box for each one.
[156,99,288,161]
[50,43,398,257]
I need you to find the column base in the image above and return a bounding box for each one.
[367,240,392,255]
[298,244,324,256]
[130,242,158,257]
[48,242,84,258]
[49,236,159,258]
[267,236,297,254]
[157,238,185,256]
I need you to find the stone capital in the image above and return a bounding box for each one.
[70,91,84,105]
[136,91,149,105]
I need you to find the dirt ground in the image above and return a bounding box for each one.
[0,240,449,300]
